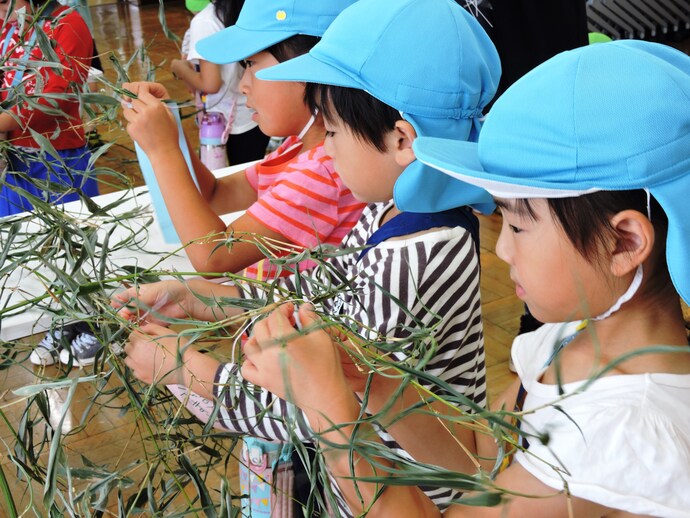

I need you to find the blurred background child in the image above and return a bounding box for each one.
[0,0,97,217]
[172,0,269,166]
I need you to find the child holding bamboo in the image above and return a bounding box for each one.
[114,0,501,514]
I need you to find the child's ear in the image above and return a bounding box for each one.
[609,210,655,277]
[393,120,417,167]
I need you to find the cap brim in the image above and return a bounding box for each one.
[196,25,294,64]
[413,136,598,199]
[256,53,363,89]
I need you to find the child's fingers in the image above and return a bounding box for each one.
[297,304,320,329]
[110,289,130,307]
[239,361,260,387]
[122,81,170,100]
[111,290,141,320]
[242,335,260,358]
[124,331,150,353]
[138,322,170,336]
[266,304,301,338]
[240,337,270,390]
[252,303,294,347]
[121,82,139,95]
[278,302,295,319]
[120,100,137,119]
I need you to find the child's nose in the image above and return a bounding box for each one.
[495,226,512,265]
[239,69,250,95]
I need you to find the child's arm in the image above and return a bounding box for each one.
[242,304,442,517]
[112,278,243,323]
[441,463,611,518]
[243,307,611,517]
[122,82,289,273]
[121,81,219,198]
[354,370,489,473]
[171,58,223,96]
[0,113,21,133]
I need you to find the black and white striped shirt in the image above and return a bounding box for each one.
[214,202,487,515]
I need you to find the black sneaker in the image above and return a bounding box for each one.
[59,324,103,367]
[30,324,79,366]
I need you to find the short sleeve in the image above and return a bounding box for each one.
[246,157,341,248]
[516,393,690,516]
[244,162,259,191]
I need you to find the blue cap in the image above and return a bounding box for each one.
[413,41,690,305]
[196,0,357,65]
[257,0,500,214]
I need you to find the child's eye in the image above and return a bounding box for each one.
[241,60,254,69]
[325,130,335,138]
[508,224,522,234]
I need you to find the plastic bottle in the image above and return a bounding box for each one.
[199,112,229,170]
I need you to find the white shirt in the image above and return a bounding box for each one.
[513,323,690,517]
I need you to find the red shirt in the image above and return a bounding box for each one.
[1,6,93,150]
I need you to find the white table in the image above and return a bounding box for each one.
[0,164,246,342]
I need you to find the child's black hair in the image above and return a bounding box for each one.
[304,83,403,152]
[266,35,321,63]
[213,0,244,28]
[239,35,319,72]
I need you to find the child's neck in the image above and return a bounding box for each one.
[552,293,690,382]
[298,117,326,152]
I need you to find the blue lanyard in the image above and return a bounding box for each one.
[3,26,40,90]
[1,25,16,56]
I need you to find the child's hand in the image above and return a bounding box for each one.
[111,280,191,324]
[335,341,372,394]
[318,325,372,394]
[121,82,179,158]
[241,303,351,411]
[123,323,186,385]
[122,81,171,101]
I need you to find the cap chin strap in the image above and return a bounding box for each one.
[297,109,318,140]
[593,189,651,321]
[591,264,643,321]
[282,109,320,155]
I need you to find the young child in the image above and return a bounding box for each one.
[0,0,98,217]
[114,0,500,514]
[172,0,270,166]
[243,40,690,516]
[121,0,364,279]
[34,0,363,368]
[180,0,209,59]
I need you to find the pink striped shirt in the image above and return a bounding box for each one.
[244,136,365,279]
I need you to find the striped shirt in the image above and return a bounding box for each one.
[214,202,487,516]
[243,136,365,280]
